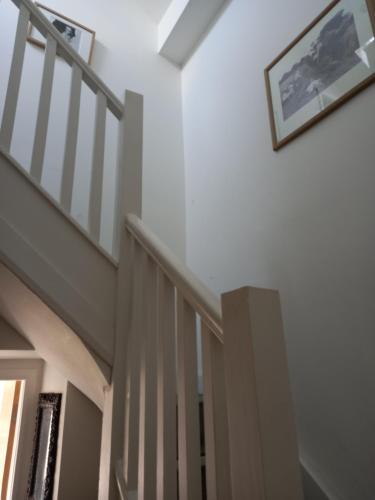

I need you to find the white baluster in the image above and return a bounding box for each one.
[176,293,202,500]
[89,90,107,242]
[60,63,82,212]
[201,322,231,500]
[156,271,177,500]
[0,4,30,152]
[106,228,134,498]
[124,241,143,490]
[30,34,57,182]
[221,287,304,500]
[138,255,158,500]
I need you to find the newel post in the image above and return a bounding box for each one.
[221,287,303,500]
[113,89,144,256]
[103,90,143,499]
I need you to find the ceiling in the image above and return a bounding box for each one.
[137,0,173,22]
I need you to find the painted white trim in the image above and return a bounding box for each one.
[0,215,113,366]
[9,0,123,118]
[126,214,223,342]
[0,146,118,268]
[0,359,44,499]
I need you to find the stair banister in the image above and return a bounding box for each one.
[125,214,223,342]
[117,214,303,500]
[30,34,57,182]
[0,3,30,151]
[1,0,144,257]
[60,63,83,212]
[1,2,303,497]
[113,92,144,258]
[9,0,123,117]
[221,287,304,500]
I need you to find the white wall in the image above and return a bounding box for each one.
[182,1,375,499]
[41,364,103,500]
[0,318,33,350]
[57,382,102,500]
[0,0,186,258]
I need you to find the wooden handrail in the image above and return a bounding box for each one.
[125,214,224,343]
[11,0,123,119]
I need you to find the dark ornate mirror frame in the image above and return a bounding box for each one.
[27,393,62,500]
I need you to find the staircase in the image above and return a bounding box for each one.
[0,1,303,499]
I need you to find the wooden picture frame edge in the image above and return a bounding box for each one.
[27,2,96,65]
[1,381,22,499]
[265,0,375,151]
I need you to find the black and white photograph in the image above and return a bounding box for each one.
[50,16,82,52]
[265,0,375,150]
[27,3,96,64]
[279,9,362,121]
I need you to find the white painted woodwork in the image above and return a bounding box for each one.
[0,4,30,151]
[201,322,231,500]
[0,146,116,265]
[124,241,143,489]
[221,287,304,500]
[113,91,144,256]
[176,292,202,500]
[138,255,158,500]
[156,270,177,500]
[12,0,123,118]
[99,387,114,500]
[60,63,82,212]
[89,91,107,242]
[126,214,223,342]
[109,228,134,499]
[30,34,57,182]
[4,1,145,259]
[0,150,117,370]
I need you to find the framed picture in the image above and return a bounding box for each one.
[27,3,95,64]
[27,393,62,500]
[265,0,375,150]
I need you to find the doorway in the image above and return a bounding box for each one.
[0,380,23,500]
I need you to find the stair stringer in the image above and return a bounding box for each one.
[0,147,117,372]
[0,261,108,409]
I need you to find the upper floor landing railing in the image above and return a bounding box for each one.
[0,0,143,258]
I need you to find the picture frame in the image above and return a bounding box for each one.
[265,0,375,151]
[27,3,96,64]
[27,393,62,500]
